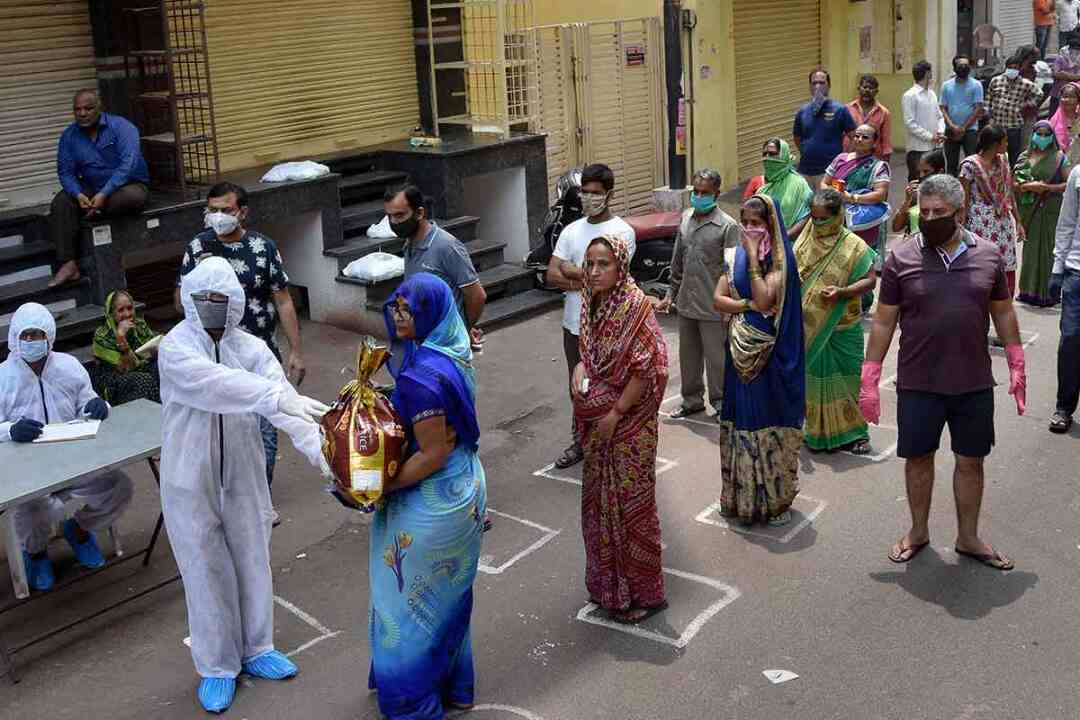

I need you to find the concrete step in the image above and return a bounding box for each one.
[0,276,91,315]
[338,170,409,205]
[340,199,386,239]
[0,240,53,270]
[335,239,508,294]
[0,303,105,357]
[476,288,562,330]
[325,216,482,264]
[320,151,381,177]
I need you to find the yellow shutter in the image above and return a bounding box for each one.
[0,0,96,207]
[205,0,420,172]
[734,0,821,183]
[532,25,579,197]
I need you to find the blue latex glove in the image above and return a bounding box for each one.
[10,417,44,443]
[83,397,109,420]
[1048,272,1065,301]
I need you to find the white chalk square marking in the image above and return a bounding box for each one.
[575,568,741,649]
[273,594,340,658]
[478,508,560,575]
[533,456,677,487]
[694,495,828,544]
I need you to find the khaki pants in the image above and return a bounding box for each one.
[678,315,728,412]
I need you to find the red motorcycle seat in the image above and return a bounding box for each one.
[624,211,682,241]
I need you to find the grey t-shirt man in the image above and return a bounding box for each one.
[403,222,480,318]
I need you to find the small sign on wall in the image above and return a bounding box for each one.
[625,44,645,67]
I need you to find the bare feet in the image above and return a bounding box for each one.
[49,260,81,287]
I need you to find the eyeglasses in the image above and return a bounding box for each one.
[390,304,412,321]
[853,134,875,140]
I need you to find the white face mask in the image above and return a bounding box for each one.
[20,338,49,363]
[1004,68,1020,80]
[204,210,240,237]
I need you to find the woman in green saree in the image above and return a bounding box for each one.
[794,189,877,454]
[1015,120,1071,307]
[91,290,161,404]
[758,138,815,240]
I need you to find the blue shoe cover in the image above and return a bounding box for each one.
[22,551,55,592]
[63,518,105,569]
[242,650,298,680]
[198,677,236,713]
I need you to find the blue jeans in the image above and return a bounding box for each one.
[1036,25,1051,58]
[1058,270,1080,416]
[260,416,278,489]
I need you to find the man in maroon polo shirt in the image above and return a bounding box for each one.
[857,174,1026,571]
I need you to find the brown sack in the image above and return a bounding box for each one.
[320,337,406,511]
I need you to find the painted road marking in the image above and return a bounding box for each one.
[478,508,561,575]
[273,594,341,658]
[449,704,547,719]
[575,568,741,649]
[533,457,678,487]
[694,495,828,544]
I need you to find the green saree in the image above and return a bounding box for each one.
[1016,147,1069,307]
[794,223,876,451]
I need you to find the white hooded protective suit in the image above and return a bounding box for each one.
[159,257,321,679]
[0,303,133,553]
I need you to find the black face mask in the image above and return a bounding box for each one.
[955,66,971,79]
[390,213,421,239]
[921,212,957,247]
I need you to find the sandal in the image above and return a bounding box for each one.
[888,538,930,563]
[955,545,1014,571]
[554,443,584,469]
[669,405,706,420]
[1049,412,1073,434]
[767,510,792,527]
[846,439,872,455]
[611,601,669,625]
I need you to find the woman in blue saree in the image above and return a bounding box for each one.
[370,272,487,719]
[712,194,805,526]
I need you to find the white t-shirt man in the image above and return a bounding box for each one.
[552,216,636,335]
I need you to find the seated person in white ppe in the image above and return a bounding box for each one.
[158,256,330,714]
[0,302,132,592]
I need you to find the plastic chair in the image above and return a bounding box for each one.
[973,23,1005,68]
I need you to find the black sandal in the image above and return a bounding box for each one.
[554,443,584,469]
[846,439,872,455]
[1049,412,1073,434]
[669,405,706,420]
[611,601,669,625]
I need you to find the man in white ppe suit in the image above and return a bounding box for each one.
[0,302,132,592]
[159,257,330,713]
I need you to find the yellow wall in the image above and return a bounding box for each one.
[534,0,662,25]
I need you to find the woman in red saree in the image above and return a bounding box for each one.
[572,234,669,624]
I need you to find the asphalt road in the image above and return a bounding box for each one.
[0,280,1077,720]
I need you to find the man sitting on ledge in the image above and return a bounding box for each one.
[48,88,150,287]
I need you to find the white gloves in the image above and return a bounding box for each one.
[278,392,331,424]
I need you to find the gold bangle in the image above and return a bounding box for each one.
[748,268,762,279]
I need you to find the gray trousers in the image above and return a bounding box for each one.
[14,471,133,554]
[678,315,728,412]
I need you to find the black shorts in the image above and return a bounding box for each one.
[897,389,995,458]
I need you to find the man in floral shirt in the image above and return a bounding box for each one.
[175,182,306,506]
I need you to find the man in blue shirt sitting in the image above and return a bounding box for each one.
[793,68,857,188]
[48,88,150,287]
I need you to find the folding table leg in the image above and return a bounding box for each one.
[108,525,124,558]
[0,631,17,684]
[2,510,29,601]
[142,514,165,568]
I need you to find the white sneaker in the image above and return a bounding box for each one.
[271,508,281,527]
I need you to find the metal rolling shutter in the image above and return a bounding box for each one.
[996,1,1033,60]
[0,0,96,208]
[733,0,821,184]
[532,24,579,200]
[205,0,420,172]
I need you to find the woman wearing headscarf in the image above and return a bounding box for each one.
[1015,121,1071,306]
[743,138,814,240]
[90,290,161,404]
[795,189,877,454]
[571,235,669,624]
[371,272,487,717]
[712,194,805,526]
[1048,82,1080,158]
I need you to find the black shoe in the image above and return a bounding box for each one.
[554,443,584,469]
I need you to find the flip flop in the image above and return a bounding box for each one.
[1049,413,1073,434]
[611,601,669,625]
[846,439,872,455]
[554,443,584,469]
[668,405,706,420]
[888,539,930,563]
[955,546,1014,571]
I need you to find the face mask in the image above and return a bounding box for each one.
[389,213,420,239]
[763,157,787,182]
[20,339,48,363]
[1032,134,1054,150]
[920,213,957,247]
[205,211,240,237]
[690,192,717,215]
[811,86,828,112]
[812,215,844,237]
[192,296,229,330]
[1004,68,1020,80]
[580,191,610,218]
[955,66,971,79]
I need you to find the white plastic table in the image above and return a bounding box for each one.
[0,398,168,683]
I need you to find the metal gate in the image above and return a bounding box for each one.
[531,18,667,216]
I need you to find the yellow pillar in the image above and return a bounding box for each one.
[683,0,739,189]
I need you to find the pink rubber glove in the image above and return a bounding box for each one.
[1005,344,1026,416]
[858,361,883,425]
